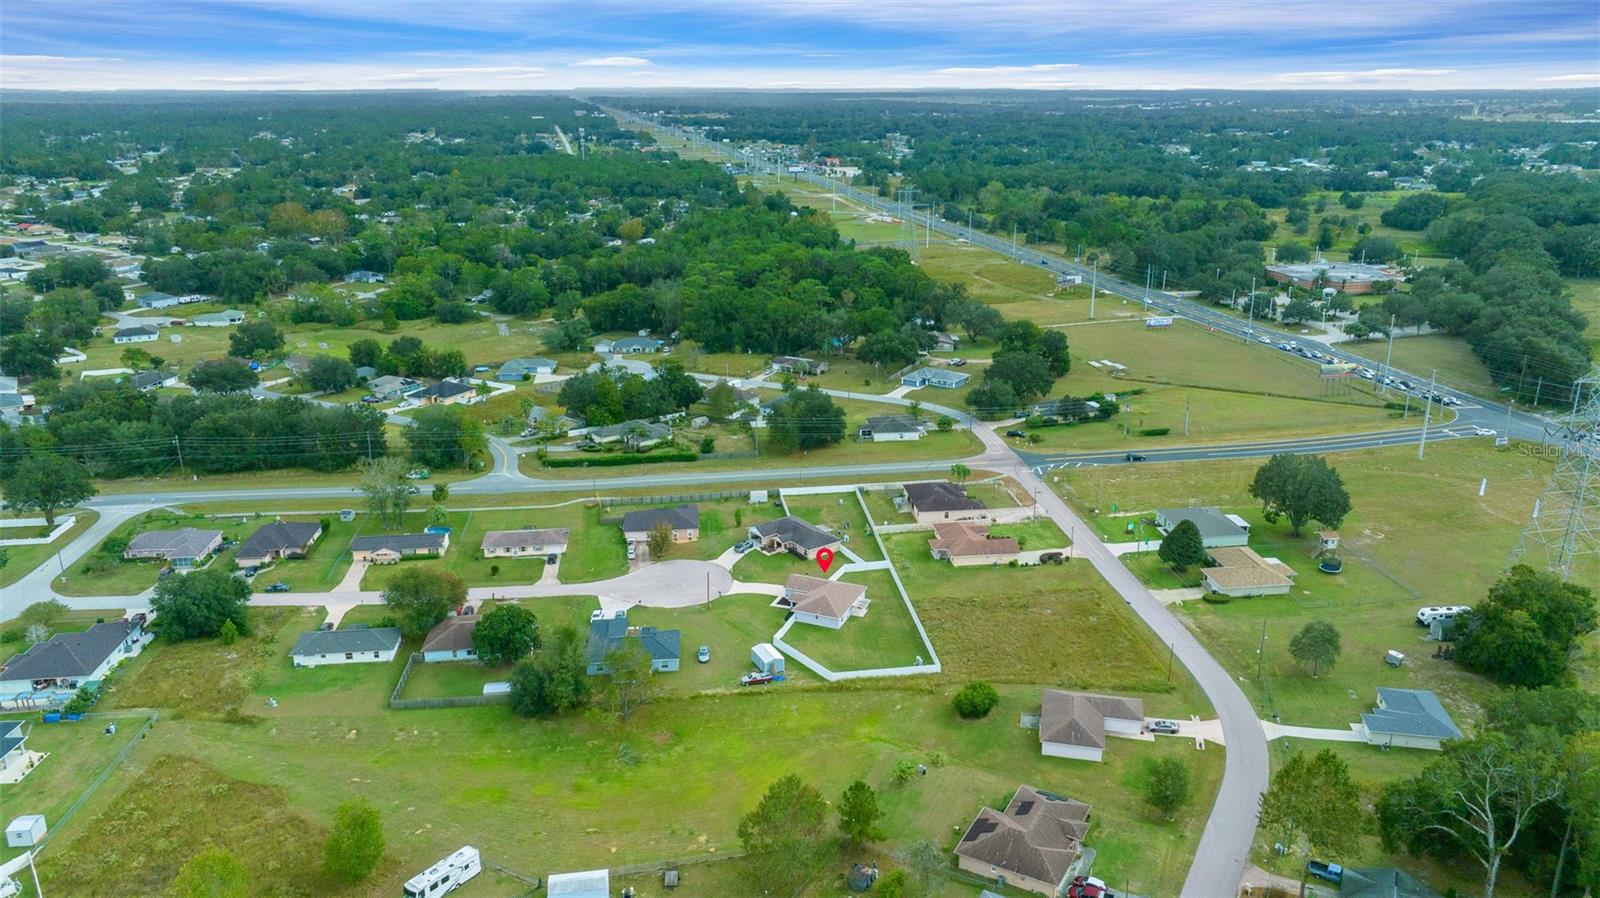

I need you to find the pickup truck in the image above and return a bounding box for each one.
[1306,861,1343,884]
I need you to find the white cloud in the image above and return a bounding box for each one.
[1276,67,1457,84]
[1540,72,1600,83]
[570,56,651,67]
[935,63,1078,75]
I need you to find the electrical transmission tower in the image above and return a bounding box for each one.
[1510,367,1600,581]
[894,186,926,261]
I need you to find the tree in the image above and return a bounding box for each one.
[323,797,384,883]
[737,774,831,891]
[187,358,259,393]
[18,599,68,630]
[1141,756,1192,821]
[1350,235,1403,264]
[907,838,945,897]
[358,456,414,529]
[431,484,449,503]
[307,355,358,393]
[949,463,971,484]
[1288,620,1342,676]
[985,350,1054,401]
[348,337,382,369]
[837,780,884,847]
[1157,519,1208,571]
[121,346,153,369]
[404,405,486,469]
[1378,733,1564,898]
[647,520,672,559]
[151,568,251,641]
[704,380,736,420]
[1258,748,1364,896]
[604,641,658,721]
[952,681,999,719]
[1456,565,1597,688]
[381,567,466,637]
[766,386,845,453]
[167,847,249,898]
[876,869,909,898]
[1248,453,1351,537]
[1276,241,1312,263]
[471,604,539,665]
[1282,296,1318,324]
[1,453,96,526]
[509,624,590,717]
[1382,192,1451,230]
[227,320,283,359]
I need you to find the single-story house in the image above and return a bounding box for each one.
[0,720,28,772]
[928,522,1020,566]
[858,414,926,442]
[113,324,159,345]
[284,354,315,375]
[289,627,402,668]
[124,528,223,568]
[586,356,656,380]
[1038,689,1145,762]
[771,355,827,375]
[411,378,478,406]
[580,419,670,451]
[1200,546,1297,597]
[622,504,699,543]
[130,370,177,392]
[135,291,181,309]
[1029,397,1100,422]
[0,388,39,426]
[585,611,680,674]
[1360,688,1462,750]
[1339,867,1445,898]
[496,357,558,380]
[421,616,478,663]
[527,405,581,434]
[349,532,449,564]
[1154,507,1250,548]
[344,269,385,283]
[611,336,662,354]
[0,618,147,696]
[901,367,969,389]
[748,516,841,559]
[954,784,1091,897]
[780,574,869,629]
[481,528,570,558]
[547,869,611,898]
[191,309,245,327]
[367,375,420,400]
[903,481,988,523]
[234,521,322,568]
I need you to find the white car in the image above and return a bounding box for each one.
[626,542,637,560]
[1416,605,1470,626]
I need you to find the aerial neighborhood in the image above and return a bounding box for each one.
[0,44,1596,898]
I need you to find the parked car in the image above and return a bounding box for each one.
[1307,861,1344,885]
[1005,429,1026,438]
[734,539,755,553]
[361,395,382,404]
[950,357,968,367]
[265,582,291,593]
[1148,719,1180,735]
[545,554,559,564]
[1416,605,1469,625]
[1038,551,1065,565]
[626,543,637,560]
[740,671,774,686]
[1125,453,1146,462]
[241,565,259,578]
[697,645,711,663]
[1067,875,1114,898]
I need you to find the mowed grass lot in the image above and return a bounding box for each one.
[781,568,930,672]
[1054,439,1595,727]
[1380,332,1500,399]
[0,509,98,590]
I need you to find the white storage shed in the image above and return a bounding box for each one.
[5,816,45,848]
[752,643,785,676]
[548,868,610,898]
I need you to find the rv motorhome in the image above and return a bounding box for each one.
[403,846,482,898]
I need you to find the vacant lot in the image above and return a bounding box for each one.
[1381,333,1499,399]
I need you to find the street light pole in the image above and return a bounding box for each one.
[1418,369,1437,460]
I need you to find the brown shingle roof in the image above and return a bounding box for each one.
[784,574,867,621]
[928,522,1019,559]
[1040,690,1145,749]
[955,784,1091,887]
[421,616,478,654]
[1201,546,1296,590]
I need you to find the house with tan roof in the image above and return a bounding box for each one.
[928,522,1019,567]
[1038,689,1145,762]
[954,784,1092,896]
[780,574,869,629]
[1200,546,1297,597]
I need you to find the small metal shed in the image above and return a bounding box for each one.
[548,869,610,898]
[6,815,45,848]
[752,643,784,675]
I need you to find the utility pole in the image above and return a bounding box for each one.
[1381,314,1397,395]
[173,436,186,476]
[1256,618,1267,684]
[1089,259,1098,320]
[1184,397,1191,437]
[1417,369,1437,459]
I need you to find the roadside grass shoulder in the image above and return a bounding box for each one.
[1380,333,1500,399]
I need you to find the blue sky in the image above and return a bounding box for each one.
[3,0,1597,91]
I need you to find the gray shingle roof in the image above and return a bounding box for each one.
[1157,507,1248,542]
[1039,689,1145,749]
[862,414,924,435]
[0,719,24,758]
[751,516,840,551]
[622,504,698,534]
[115,325,159,339]
[290,627,402,657]
[125,528,222,560]
[904,481,985,514]
[0,620,139,682]
[413,379,475,400]
[237,521,321,559]
[350,532,447,553]
[481,528,569,550]
[585,615,680,665]
[1363,688,1462,740]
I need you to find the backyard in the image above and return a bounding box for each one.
[780,568,931,673]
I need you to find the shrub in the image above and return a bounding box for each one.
[699,436,716,454]
[1202,593,1232,604]
[542,451,699,468]
[489,564,500,577]
[952,681,1000,719]
[1140,427,1171,436]
[0,629,21,644]
[892,759,918,785]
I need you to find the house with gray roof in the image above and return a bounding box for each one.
[585,611,680,674]
[1360,688,1462,750]
[349,532,449,563]
[903,481,988,523]
[622,504,699,543]
[135,291,181,309]
[954,784,1092,896]
[0,619,147,697]
[901,367,969,389]
[497,357,558,381]
[858,414,926,442]
[367,375,420,399]
[412,378,477,405]
[581,419,670,451]
[113,324,160,345]
[289,627,402,668]
[771,355,827,374]
[1038,689,1146,763]
[611,336,662,354]
[124,528,223,568]
[130,370,177,392]
[1154,507,1250,548]
[749,516,841,560]
[481,528,569,558]
[235,521,323,568]
[191,309,245,327]
[586,356,656,380]
[421,616,478,663]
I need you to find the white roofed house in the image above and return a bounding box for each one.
[496,357,558,381]
[481,528,570,558]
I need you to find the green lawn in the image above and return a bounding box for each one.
[1381,333,1500,399]
[254,516,359,591]
[0,710,151,866]
[399,658,516,699]
[0,509,99,590]
[731,545,821,583]
[987,517,1069,549]
[627,593,818,693]
[781,489,883,561]
[52,511,259,597]
[781,569,931,672]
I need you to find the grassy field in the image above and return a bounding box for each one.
[1053,439,1590,727]
[1380,333,1500,399]
[780,568,930,672]
[1569,276,1600,356]
[0,509,98,590]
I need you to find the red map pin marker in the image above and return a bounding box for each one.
[815,547,835,574]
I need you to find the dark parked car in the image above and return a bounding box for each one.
[1125,453,1147,462]
[241,566,259,578]
[546,554,559,564]
[264,581,291,593]
[1006,430,1026,438]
